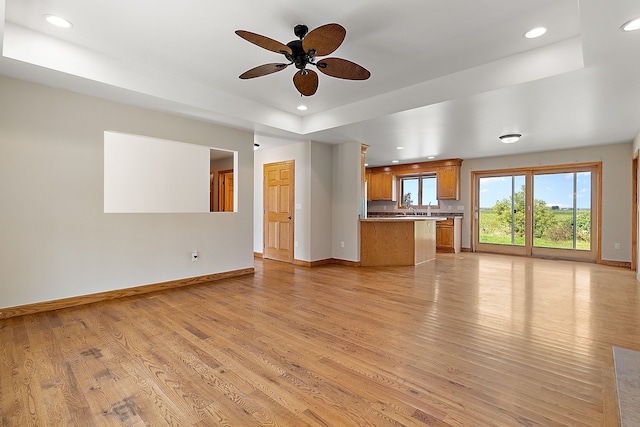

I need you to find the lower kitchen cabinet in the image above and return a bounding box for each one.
[436,217,462,253]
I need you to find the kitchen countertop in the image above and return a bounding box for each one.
[360,216,447,222]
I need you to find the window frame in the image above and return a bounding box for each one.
[398,172,440,208]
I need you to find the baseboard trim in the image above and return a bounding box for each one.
[294,258,333,267]
[329,258,361,267]
[600,260,632,269]
[0,268,255,320]
[291,258,361,268]
[254,252,263,258]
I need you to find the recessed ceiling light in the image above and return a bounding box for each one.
[621,18,640,32]
[525,27,547,39]
[391,160,399,163]
[499,134,522,144]
[427,156,436,160]
[297,105,308,111]
[396,146,405,150]
[253,143,260,151]
[44,14,72,28]
[364,163,369,167]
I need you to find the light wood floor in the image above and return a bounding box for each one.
[1,253,638,426]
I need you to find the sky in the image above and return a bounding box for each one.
[479,172,591,209]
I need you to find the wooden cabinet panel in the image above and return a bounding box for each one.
[437,165,460,200]
[436,218,462,253]
[436,219,454,252]
[368,171,395,201]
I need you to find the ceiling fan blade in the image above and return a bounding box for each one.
[316,58,371,80]
[239,63,290,79]
[302,23,346,56]
[293,69,318,96]
[235,30,292,55]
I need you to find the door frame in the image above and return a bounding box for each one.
[263,160,295,263]
[217,169,234,212]
[471,162,602,262]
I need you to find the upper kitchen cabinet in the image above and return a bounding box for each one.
[367,159,462,202]
[367,168,396,201]
[436,160,461,200]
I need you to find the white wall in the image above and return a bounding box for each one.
[0,75,254,309]
[331,141,363,262]
[634,130,640,280]
[310,142,333,261]
[460,142,633,262]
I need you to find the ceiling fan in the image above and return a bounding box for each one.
[236,23,370,96]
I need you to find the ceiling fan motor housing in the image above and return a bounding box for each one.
[286,39,312,70]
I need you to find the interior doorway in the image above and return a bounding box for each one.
[263,160,295,263]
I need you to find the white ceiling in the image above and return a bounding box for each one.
[1,0,639,166]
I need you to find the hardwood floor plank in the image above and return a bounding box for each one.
[1,253,638,425]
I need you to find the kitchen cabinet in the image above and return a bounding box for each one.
[436,217,462,253]
[368,170,395,201]
[437,164,460,200]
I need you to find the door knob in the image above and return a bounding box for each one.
[288,216,292,220]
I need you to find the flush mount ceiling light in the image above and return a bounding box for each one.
[297,105,308,111]
[44,14,72,28]
[525,27,547,39]
[621,18,640,32]
[499,133,522,144]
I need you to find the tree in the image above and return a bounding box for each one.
[493,185,557,238]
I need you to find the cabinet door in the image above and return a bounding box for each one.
[369,171,395,201]
[365,171,372,201]
[436,220,454,252]
[437,166,460,200]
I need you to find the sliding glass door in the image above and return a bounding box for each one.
[473,164,599,261]
[476,174,528,255]
[531,170,594,260]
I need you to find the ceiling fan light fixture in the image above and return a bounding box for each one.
[621,18,640,32]
[499,133,522,144]
[525,27,547,39]
[44,14,72,28]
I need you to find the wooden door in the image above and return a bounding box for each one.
[263,161,295,263]
[218,169,234,212]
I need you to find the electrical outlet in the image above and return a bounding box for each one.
[191,250,198,261]
[341,241,345,248]
[615,243,621,250]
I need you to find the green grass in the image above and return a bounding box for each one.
[478,209,591,250]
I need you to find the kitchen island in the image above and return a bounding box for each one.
[360,217,445,266]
